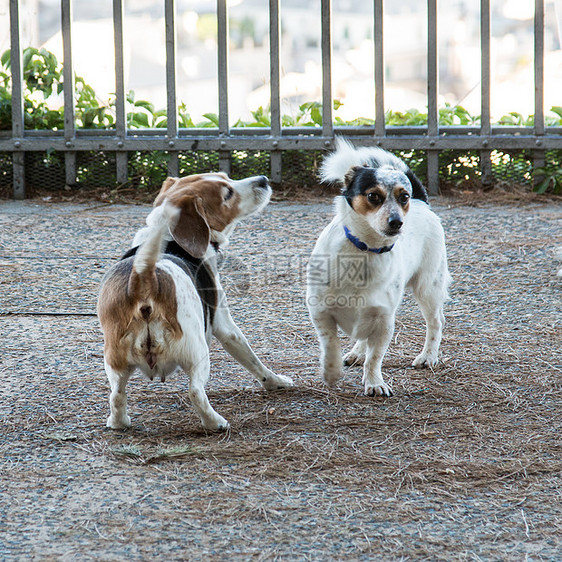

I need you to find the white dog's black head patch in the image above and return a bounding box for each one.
[343,165,428,207]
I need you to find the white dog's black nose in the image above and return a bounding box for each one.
[388,216,403,233]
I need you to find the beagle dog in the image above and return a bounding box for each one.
[307,138,451,397]
[97,173,293,431]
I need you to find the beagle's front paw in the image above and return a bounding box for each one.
[261,372,295,390]
[201,414,230,432]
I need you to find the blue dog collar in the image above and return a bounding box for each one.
[343,226,394,254]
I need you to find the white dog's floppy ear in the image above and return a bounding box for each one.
[343,166,364,188]
[171,196,210,258]
[405,169,429,203]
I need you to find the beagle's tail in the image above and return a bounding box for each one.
[127,201,179,300]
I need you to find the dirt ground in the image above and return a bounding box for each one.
[0,194,561,561]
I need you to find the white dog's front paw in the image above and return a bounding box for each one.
[413,351,439,369]
[261,373,295,391]
[363,379,393,397]
[106,414,131,430]
[343,350,365,367]
[322,366,342,386]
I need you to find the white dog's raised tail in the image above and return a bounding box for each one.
[320,137,408,184]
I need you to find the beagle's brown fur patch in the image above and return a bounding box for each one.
[153,175,243,257]
[97,260,182,372]
[154,174,241,232]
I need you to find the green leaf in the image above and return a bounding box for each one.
[179,114,195,128]
[498,113,517,125]
[131,112,150,128]
[550,106,562,120]
[22,47,37,71]
[202,112,219,127]
[134,99,155,113]
[282,115,296,127]
[533,177,551,194]
[310,105,322,126]
[1,49,11,67]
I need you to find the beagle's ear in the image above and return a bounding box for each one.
[405,169,429,203]
[154,177,179,207]
[171,196,210,258]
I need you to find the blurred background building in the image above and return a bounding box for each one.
[1,0,561,124]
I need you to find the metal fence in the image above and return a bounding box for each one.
[1,0,561,199]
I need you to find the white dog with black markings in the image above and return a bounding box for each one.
[98,173,293,432]
[307,139,451,397]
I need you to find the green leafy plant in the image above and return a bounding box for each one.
[385,103,481,127]
[1,46,561,195]
[546,106,562,127]
[497,111,534,127]
[533,161,562,195]
[496,107,562,128]
[0,47,65,130]
[76,77,114,129]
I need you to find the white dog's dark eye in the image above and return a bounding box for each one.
[367,192,383,205]
[398,193,410,206]
[224,187,234,201]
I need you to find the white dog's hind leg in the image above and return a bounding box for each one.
[105,362,133,429]
[184,353,229,431]
[363,318,394,397]
[343,340,367,367]
[213,309,294,390]
[412,293,445,369]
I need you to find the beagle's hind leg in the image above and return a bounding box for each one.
[184,352,229,431]
[105,361,133,429]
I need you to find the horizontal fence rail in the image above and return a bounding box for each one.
[2,0,560,198]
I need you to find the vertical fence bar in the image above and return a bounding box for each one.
[374,0,385,139]
[426,0,439,194]
[165,0,179,177]
[61,0,76,187]
[9,0,25,199]
[534,0,545,184]
[269,0,282,183]
[217,0,230,173]
[113,0,128,183]
[480,0,492,187]
[321,0,333,141]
